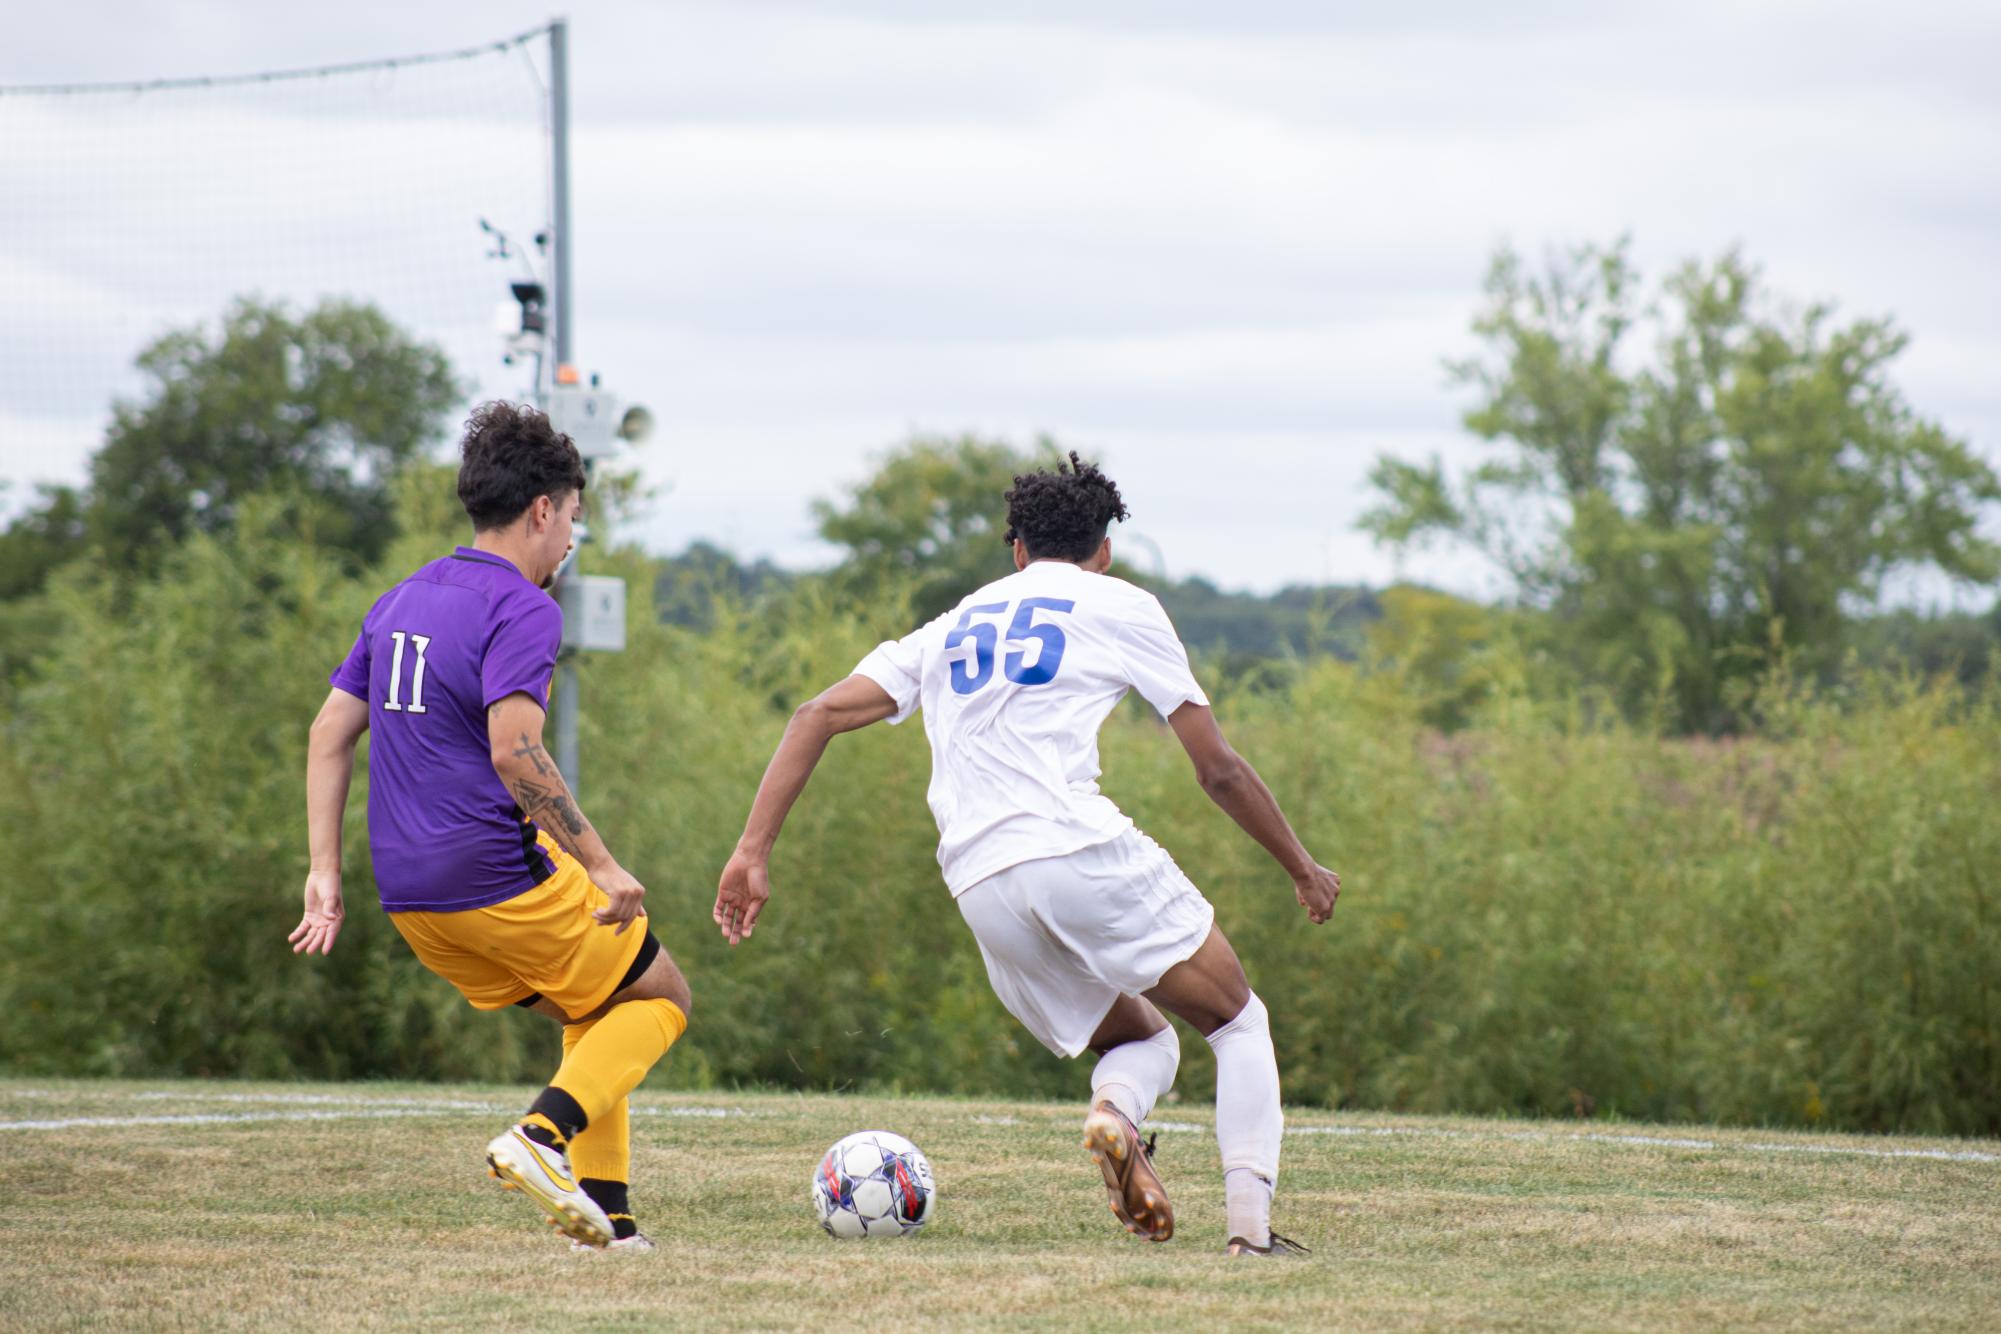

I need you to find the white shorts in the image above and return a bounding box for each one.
[955,829,1216,1059]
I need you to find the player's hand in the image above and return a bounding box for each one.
[590,860,647,935]
[289,869,346,955]
[1293,863,1339,925]
[713,850,770,946]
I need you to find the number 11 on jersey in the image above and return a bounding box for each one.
[384,630,432,714]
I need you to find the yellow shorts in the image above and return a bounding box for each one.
[389,836,649,1018]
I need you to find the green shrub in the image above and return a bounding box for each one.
[2,513,1994,1135]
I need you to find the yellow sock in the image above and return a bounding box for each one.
[571,1096,630,1183]
[561,1018,631,1184]
[551,998,686,1127]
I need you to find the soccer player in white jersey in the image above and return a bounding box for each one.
[713,453,1339,1255]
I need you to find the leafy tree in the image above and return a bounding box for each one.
[1363,584,1507,731]
[814,433,1064,620]
[2,297,460,592]
[1365,240,2001,730]
[1152,578,1380,691]
[0,483,88,602]
[652,541,798,629]
[1846,604,2001,688]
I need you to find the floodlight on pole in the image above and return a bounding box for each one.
[617,404,654,444]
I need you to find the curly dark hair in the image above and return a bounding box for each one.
[456,400,587,531]
[1003,451,1130,562]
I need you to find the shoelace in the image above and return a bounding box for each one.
[1142,1131,1159,1159]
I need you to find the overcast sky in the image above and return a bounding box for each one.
[3,0,1997,598]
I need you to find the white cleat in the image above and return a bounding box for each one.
[485,1125,614,1249]
[571,1233,656,1254]
[1226,1230,1310,1259]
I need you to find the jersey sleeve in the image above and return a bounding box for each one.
[482,592,564,710]
[328,630,370,701]
[852,625,926,726]
[1115,593,1210,719]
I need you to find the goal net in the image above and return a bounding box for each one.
[0,28,554,505]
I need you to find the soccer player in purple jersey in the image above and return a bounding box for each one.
[290,401,688,1252]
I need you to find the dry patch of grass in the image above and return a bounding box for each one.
[1,1081,1997,1330]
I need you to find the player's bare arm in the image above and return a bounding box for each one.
[291,687,370,956]
[487,690,647,934]
[714,674,901,945]
[1167,701,1339,924]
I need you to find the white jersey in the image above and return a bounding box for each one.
[853,560,1208,895]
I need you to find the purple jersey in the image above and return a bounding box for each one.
[330,547,564,912]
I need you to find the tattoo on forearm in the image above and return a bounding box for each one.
[503,735,591,854]
[504,772,593,857]
[553,796,587,836]
[513,733,554,777]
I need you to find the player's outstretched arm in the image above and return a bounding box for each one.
[292,688,369,956]
[714,674,901,945]
[1167,701,1339,924]
[488,691,647,935]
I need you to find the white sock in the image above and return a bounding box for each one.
[1225,1167,1274,1248]
[1090,1024,1180,1126]
[1207,991,1282,1242]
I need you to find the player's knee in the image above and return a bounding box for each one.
[1206,990,1267,1046]
[611,933,692,1019]
[662,968,692,1020]
[1088,1001,1164,1055]
[642,949,691,1019]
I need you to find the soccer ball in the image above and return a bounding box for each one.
[811,1130,935,1238]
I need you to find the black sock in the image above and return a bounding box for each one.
[524,1086,589,1147]
[581,1178,637,1239]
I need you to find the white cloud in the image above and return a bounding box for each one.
[2,0,1996,596]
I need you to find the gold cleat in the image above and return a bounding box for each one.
[1083,1101,1174,1242]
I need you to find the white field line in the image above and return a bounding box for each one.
[132,1091,514,1111]
[122,1090,748,1118]
[1279,1123,2000,1164]
[1019,1116,1997,1165]
[0,1109,490,1131]
[0,1089,751,1132]
[1,1089,1993,1164]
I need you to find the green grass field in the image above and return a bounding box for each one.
[2,1080,1997,1331]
